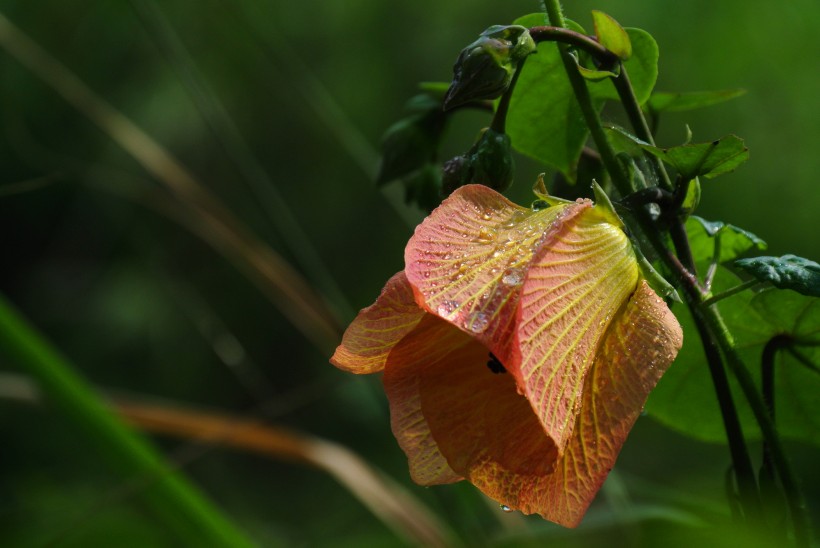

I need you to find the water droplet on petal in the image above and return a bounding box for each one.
[466,311,489,334]
[437,300,460,319]
[500,504,513,513]
[502,268,524,286]
[474,227,497,244]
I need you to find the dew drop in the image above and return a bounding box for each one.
[481,210,493,221]
[500,504,513,513]
[436,300,460,319]
[502,268,524,286]
[466,311,490,334]
[474,227,497,244]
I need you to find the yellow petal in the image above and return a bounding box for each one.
[512,204,639,454]
[526,280,683,526]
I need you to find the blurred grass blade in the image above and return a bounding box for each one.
[0,173,62,197]
[0,371,454,547]
[113,399,455,547]
[0,10,341,352]
[0,294,254,546]
[131,0,354,322]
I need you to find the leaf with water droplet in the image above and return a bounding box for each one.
[734,255,820,297]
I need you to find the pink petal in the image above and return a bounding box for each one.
[405,184,588,361]
[330,272,425,374]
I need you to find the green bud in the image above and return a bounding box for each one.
[444,25,535,110]
[441,154,472,197]
[470,128,514,192]
[442,127,515,196]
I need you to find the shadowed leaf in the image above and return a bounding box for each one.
[648,89,746,113]
[643,135,749,180]
[735,255,820,297]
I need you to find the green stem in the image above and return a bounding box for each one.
[610,64,674,191]
[0,294,254,547]
[702,309,812,547]
[760,336,790,484]
[490,58,526,134]
[528,26,617,64]
[702,279,761,307]
[541,0,765,525]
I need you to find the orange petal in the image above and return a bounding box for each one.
[405,184,588,360]
[512,204,639,453]
[330,272,425,374]
[384,312,561,487]
[528,279,683,526]
[382,314,469,485]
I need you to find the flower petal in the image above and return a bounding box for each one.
[530,279,683,526]
[384,312,559,486]
[411,280,681,527]
[513,205,639,453]
[382,314,468,484]
[330,272,425,374]
[405,184,589,360]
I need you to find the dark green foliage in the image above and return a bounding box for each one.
[506,14,657,179]
[443,25,535,110]
[643,135,749,180]
[687,216,767,268]
[648,89,747,113]
[735,255,820,297]
[376,95,446,186]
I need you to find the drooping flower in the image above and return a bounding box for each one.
[331,184,682,527]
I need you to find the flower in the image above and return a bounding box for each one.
[330,184,682,527]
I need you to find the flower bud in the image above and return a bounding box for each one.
[441,154,472,197]
[443,25,535,110]
[441,128,515,196]
[470,128,514,193]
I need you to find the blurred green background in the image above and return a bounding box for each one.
[1,0,817,546]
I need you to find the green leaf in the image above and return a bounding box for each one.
[589,28,659,104]
[376,97,446,185]
[725,290,820,443]
[646,271,820,448]
[506,14,593,179]
[648,89,747,113]
[686,216,767,272]
[734,255,820,297]
[646,267,751,443]
[591,11,632,60]
[642,135,749,180]
[418,81,452,96]
[506,16,658,178]
[578,64,618,81]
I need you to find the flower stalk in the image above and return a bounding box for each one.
[541,0,812,542]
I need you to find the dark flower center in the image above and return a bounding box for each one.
[486,352,507,374]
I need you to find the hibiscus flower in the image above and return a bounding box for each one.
[331,184,682,527]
